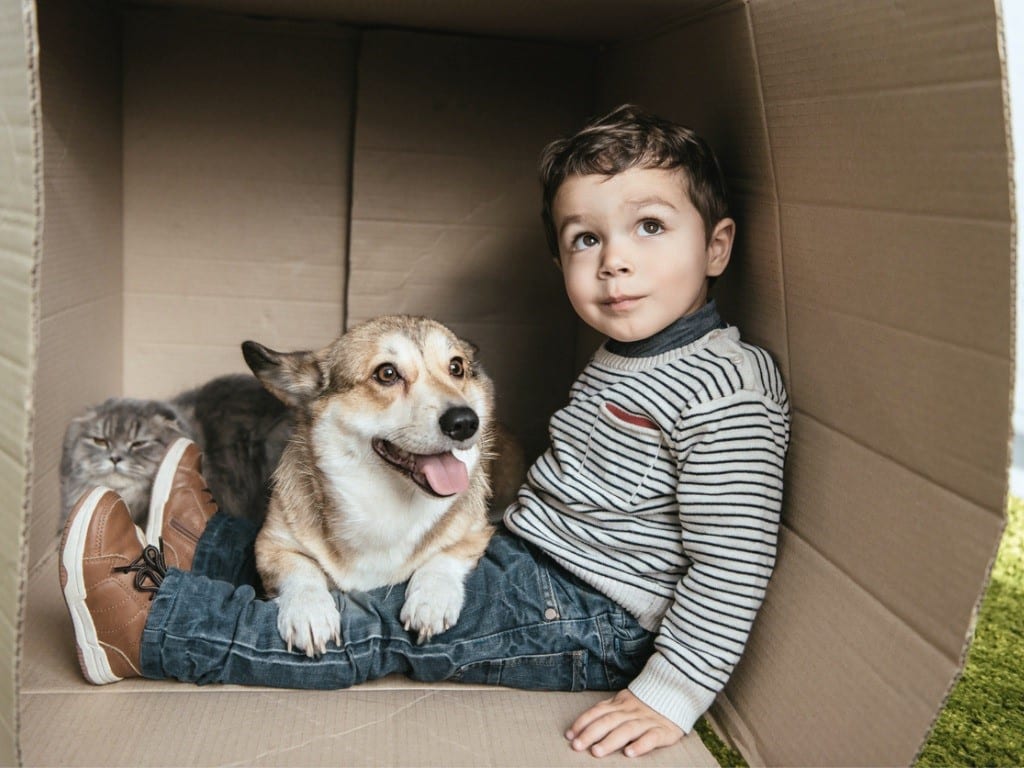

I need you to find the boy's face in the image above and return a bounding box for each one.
[551,167,734,343]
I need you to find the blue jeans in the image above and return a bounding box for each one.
[140,513,655,691]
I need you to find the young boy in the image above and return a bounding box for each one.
[59,104,789,759]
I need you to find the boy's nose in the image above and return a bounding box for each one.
[598,244,633,277]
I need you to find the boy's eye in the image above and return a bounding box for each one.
[638,219,664,236]
[570,232,599,251]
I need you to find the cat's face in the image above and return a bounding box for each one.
[65,399,189,493]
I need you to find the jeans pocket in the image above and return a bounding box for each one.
[453,650,588,692]
[605,614,655,688]
[616,633,655,658]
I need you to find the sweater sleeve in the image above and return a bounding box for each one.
[628,391,789,732]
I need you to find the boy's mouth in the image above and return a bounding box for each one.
[603,294,642,311]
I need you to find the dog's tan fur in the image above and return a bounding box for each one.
[243,315,496,655]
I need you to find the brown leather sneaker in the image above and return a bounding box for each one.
[144,437,218,570]
[59,487,165,685]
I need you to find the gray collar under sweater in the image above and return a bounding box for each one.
[604,299,725,359]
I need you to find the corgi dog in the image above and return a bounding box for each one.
[243,315,496,656]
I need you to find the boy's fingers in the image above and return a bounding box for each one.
[622,726,681,758]
[587,720,650,758]
[580,714,653,755]
[570,709,632,751]
[565,695,616,740]
[566,690,684,758]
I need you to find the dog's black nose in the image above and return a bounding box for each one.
[440,406,479,441]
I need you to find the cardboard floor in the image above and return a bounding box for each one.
[21,546,717,767]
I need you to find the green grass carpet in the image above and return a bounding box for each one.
[916,496,1024,767]
[697,497,1023,767]
[695,719,746,767]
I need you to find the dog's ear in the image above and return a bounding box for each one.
[242,341,326,407]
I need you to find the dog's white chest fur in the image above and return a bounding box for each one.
[312,417,479,591]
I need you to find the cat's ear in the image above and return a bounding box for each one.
[69,409,97,425]
[242,341,325,407]
[152,403,186,433]
[65,406,100,434]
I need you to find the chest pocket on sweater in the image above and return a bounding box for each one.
[580,402,664,506]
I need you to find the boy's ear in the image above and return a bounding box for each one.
[705,217,735,278]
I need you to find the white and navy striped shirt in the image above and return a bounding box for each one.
[504,324,790,732]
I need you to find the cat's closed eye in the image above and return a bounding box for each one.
[89,436,108,448]
[130,440,152,451]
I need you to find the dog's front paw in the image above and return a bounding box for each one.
[276,585,341,657]
[400,569,465,644]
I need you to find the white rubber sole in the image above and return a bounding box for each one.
[60,487,127,685]
[145,437,194,547]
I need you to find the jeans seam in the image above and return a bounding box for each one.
[140,569,188,677]
[597,611,615,689]
[536,560,560,619]
[446,616,581,652]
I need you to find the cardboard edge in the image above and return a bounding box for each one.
[340,28,361,333]
[742,0,790,397]
[706,5,786,764]
[13,0,45,765]
[911,0,1017,760]
[912,518,1010,762]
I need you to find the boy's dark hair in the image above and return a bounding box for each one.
[539,104,730,257]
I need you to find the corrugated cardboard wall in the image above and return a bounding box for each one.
[1,0,40,762]
[753,0,1010,763]
[122,10,354,398]
[30,0,122,572]
[346,30,594,459]
[603,1,1012,764]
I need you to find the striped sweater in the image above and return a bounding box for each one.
[504,325,790,732]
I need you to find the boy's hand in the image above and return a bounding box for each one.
[565,689,683,758]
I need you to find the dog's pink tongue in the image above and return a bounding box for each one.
[417,452,469,496]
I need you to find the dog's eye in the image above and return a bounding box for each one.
[373,363,401,385]
[449,357,466,378]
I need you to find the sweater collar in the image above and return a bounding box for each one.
[604,300,725,359]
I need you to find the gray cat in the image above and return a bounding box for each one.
[60,374,290,531]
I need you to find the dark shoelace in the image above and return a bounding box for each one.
[113,544,167,599]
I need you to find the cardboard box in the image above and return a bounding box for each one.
[0,0,1011,764]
